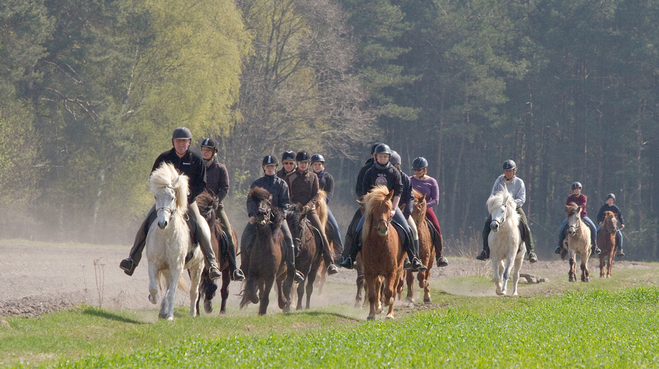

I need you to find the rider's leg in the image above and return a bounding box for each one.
[555,219,568,254]
[339,211,365,269]
[582,216,601,254]
[516,207,538,263]
[426,208,448,266]
[216,207,244,281]
[393,208,426,271]
[616,229,624,256]
[308,212,339,275]
[476,216,491,260]
[341,208,362,262]
[190,202,222,280]
[326,207,344,258]
[240,222,256,275]
[120,205,157,276]
[281,221,305,282]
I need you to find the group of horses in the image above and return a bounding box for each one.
[143,163,621,321]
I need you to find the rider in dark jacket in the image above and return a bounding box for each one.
[242,155,304,282]
[596,193,625,257]
[120,127,222,280]
[311,153,344,257]
[276,150,296,179]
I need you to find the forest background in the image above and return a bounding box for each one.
[1,0,657,260]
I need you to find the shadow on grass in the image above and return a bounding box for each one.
[81,307,146,324]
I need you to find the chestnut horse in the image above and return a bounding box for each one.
[313,190,333,296]
[598,211,618,278]
[287,205,323,310]
[361,186,406,320]
[404,190,435,303]
[239,187,292,315]
[564,202,591,282]
[195,191,238,315]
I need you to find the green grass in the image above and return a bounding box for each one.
[4,265,659,368]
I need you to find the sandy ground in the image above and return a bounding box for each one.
[0,241,635,318]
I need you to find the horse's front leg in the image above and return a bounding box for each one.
[568,253,577,282]
[404,270,414,303]
[148,264,159,305]
[581,258,590,282]
[607,252,614,278]
[366,273,381,320]
[305,269,317,310]
[491,259,504,295]
[188,263,203,317]
[501,255,515,296]
[258,277,271,316]
[599,255,606,278]
[510,248,525,296]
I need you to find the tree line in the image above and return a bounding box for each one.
[1,0,657,259]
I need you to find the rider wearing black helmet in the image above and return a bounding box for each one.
[120,127,223,280]
[311,153,344,257]
[242,155,305,282]
[555,182,600,255]
[390,150,422,269]
[286,151,339,275]
[596,193,625,257]
[277,150,297,179]
[200,138,244,281]
[341,144,427,271]
[476,160,538,263]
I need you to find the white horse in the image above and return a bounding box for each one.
[145,163,204,320]
[486,190,526,296]
[565,202,591,282]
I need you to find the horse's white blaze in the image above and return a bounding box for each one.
[486,191,525,296]
[145,163,204,320]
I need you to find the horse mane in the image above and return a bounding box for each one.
[411,189,427,223]
[603,211,617,232]
[486,190,519,228]
[196,191,219,224]
[362,186,392,243]
[150,163,189,215]
[317,189,328,227]
[248,187,284,236]
[249,186,271,202]
[565,202,580,217]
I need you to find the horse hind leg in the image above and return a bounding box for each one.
[219,268,230,314]
[384,272,400,320]
[423,270,432,303]
[258,278,271,316]
[296,280,305,311]
[188,264,203,317]
[568,256,577,282]
[599,255,605,278]
[366,274,381,320]
[306,270,317,310]
[404,270,415,303]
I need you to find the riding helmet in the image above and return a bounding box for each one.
[310,154,325,163]
[389,151,401,166]
[606,193,616,201]
[172,126,192,140]
[572,182,582,190]
[295,151,310,162]
[502,159,516,170]
[281,150,296,162]
[412,157,428,170]
[370,142,383,155]
[200,138,217,151]
[374,143,392,156]
[262,155,279,166]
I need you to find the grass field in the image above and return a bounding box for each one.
[3,264,659,368]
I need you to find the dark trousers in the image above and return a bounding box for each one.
[307,212,334,266]
[216,207,238,272]
[342,208,363,260]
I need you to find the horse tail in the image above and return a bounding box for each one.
[239,279,259,309]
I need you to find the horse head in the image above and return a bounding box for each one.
[565,203,581,236]
[150,163,189,230]
[363,186,394,239]
[603,211,617,235]
[411,190,427,223]
[487,190,513,233]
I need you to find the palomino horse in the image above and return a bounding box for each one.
[404,190,435,303]
[564,202,592,282]
[361,186,406,320]
[145,163,203,320]
[287,205,323,310]
[597,211,618,278]
[195,191,238,315]
[313,190,334,296]
[239,187,292,315]
[486,190,525,296]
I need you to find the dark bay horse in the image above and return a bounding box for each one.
[287,205,323,310]
[361,186,406,320]
[598,211,618,278]
[195,191,238,315]
[239,187,292,315]
[404,190,435,303]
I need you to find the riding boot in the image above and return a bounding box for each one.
[405,238,426,272]
[195,223,222,281]
[339,231,361,269]
[120,206,157,276]
[217,209,244,281]
[287,240,305,283]
[517,208,538,263]
[477,218,491,261]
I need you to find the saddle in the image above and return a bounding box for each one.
[427,221,440,246]
[390,219,413,250]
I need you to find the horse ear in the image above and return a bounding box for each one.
[171,175,181,188]
[386,190,394,201]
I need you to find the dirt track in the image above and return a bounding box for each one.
[0,241,634,318]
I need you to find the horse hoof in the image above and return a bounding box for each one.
[367,315,375,321]
[405,297,415,304]
[385,315,395,320]
[496,290,504,296]
[204,300,213,314]
[167,316,174,321]
[149,294,157,304]
[424,297,431,303]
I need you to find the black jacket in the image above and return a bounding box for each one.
[316,171,334,203]
[247,175,290,217]
[355,158,374,198]
[152,148,206,204]
[597,204,624,226]
[399,171,413,218]
[362,162,403,198]
[205,158,229,207]
[276,167,295,180]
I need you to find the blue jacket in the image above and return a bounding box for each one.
[246,174,290,217]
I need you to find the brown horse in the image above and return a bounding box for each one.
[239,187,292,315]
[287,205,323,310]
[195,191,238,315]
[404,190,435,303]
[598,211,618,278]
[361,186,406,320]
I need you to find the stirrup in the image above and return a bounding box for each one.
[327,264,339,275]
[476,250,489,261]
[338,257,354,269]
[232,269,245,282]
[436,256,449,267]
[528,252,538,263]
[208,266,222,280]
[294,270,305,283]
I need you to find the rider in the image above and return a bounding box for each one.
[554,182,601,255]
[340,142,380,267]
[596,193,625,257]
[410,156,449,267]
[340,144,427,271]
[311,153,344,258]
[120,127,222,280]
[242,155,305,283]
[200,138,245,281]
[286,151,339,276]
[277,150,297,179]
[390,150,421,269]
[476,160,538,263]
